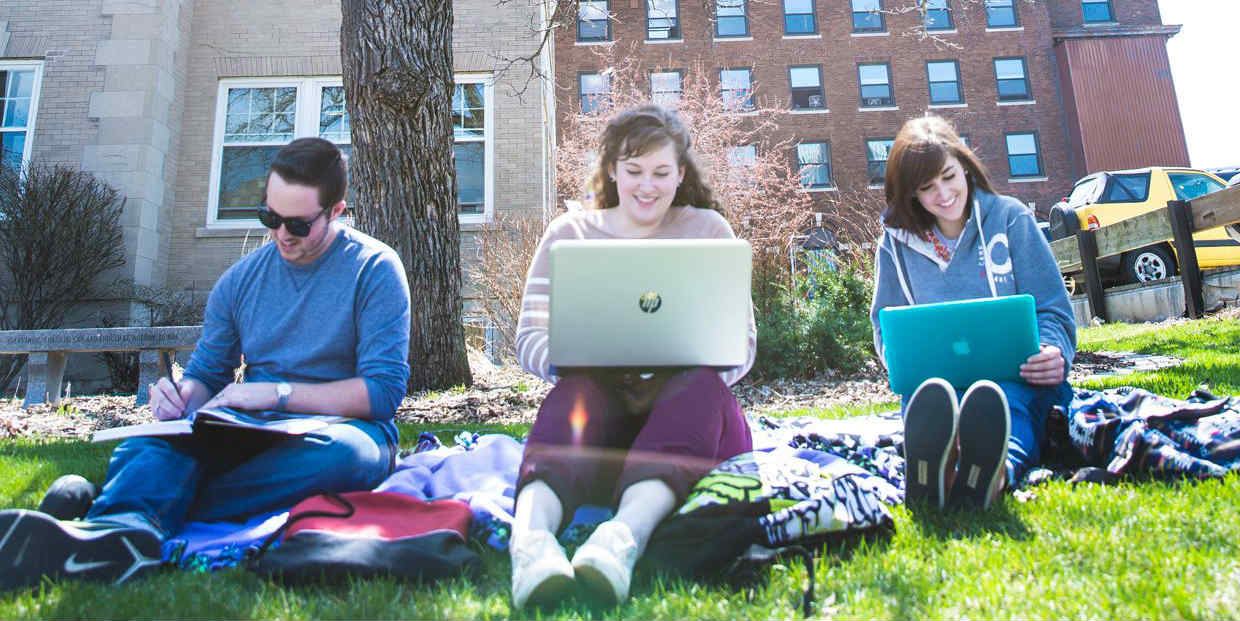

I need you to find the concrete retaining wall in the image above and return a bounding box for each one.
[1070,267,1240,325]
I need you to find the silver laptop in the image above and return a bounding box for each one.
[548,238,752,368]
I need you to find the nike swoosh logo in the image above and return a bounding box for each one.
[64,554,112,573]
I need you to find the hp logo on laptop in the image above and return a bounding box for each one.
[638,291,662,313]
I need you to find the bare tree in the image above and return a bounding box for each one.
[340,0,473,390]
[555,45,816,311]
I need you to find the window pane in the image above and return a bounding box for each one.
[994,59,1025,79]
[224,87,297,143]
[218,145,282,219]
[997,79,1029,99]
[728,144,757,167]
[785,0,812,12]
[927,62,956,82]
[925,0,951,28]
[785,14,814,33]
[581,74,609,113]
[1009,154,1039,176]
[852,0,879,10]
[721,69,750,90]
[578,1,608,39]
[853,12,883,31]
[867,139,893,161]
[717,0,744,16]
[319,86,350,142]
[2,97,29,128]
[858,64,889,85]
[651,72,681,107]
[929,82,960,103]
[986,0,1016,26]
[1006,133,1035,154]
[1,132,26,171]
[454,83,486,138]
[1167,173,1224,201]
[455,142,485,214]
[717,16,747,36]
[648,0,680,39]
[1082,1,1112,22]
[789,66,821,88]
[9,70,34,98]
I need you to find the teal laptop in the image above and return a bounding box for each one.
[878,294,1040,395]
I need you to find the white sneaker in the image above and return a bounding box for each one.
[510,529,575,610]
[571,520,639,606]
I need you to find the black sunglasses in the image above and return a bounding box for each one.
[256,204,328,237]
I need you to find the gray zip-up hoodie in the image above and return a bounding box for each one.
[869,189,1076,377]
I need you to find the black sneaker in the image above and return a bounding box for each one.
[950,380,1010,509]
[0,509,162,591]
[902,377,959,510]
[37,475,98,521]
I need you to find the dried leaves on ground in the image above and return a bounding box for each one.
[0,328,1196,441]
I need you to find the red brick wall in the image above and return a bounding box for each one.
[555,0,1101,219]
[1048,0,1163,29]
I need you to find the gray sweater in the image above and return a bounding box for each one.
[184,225,411,443]
[869,189,1076,378]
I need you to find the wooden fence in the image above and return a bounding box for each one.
[1051,184,1240,322]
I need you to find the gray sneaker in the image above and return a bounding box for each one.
[0,509,162,591]
[571,520,640,606]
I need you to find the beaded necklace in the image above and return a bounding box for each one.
[923,229,954,263]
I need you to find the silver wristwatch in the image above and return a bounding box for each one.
[276,382,293,411]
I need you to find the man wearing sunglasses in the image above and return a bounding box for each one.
[0,137,412,590]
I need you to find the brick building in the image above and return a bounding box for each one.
[0,0,554,389]
[554,0,1189,219]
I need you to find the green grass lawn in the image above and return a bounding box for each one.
[1,316,1239,619]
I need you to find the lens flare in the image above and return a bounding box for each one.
[569,394,587,445]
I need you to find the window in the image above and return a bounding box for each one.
[720,68,754,112]
[1100,173,1150,202]
[985,0,1018,27]
[209,75,491,225]
[727,144,757,185]
[1005,132,1043,177]
[789,66,825,109]
[866,138,894,185]
[578,0,609,42]
[1082,0,1113,23]
[647,0,680,40]
[453,77,494,219]
[784,0,816,35]
[994,57,1031,101]
[0,62,42,172]
[851,0,884,33]
[858,63,893,107]
[925,0,953,30]
[926,60,962,105]
[650,71,683,108]
[797,142,832,189]
[1168,172,1224,201]
[580,72,610,114]
[717,0,749,37]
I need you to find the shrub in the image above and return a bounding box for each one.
[96,282,207,393]
[0,163,127,392]
[752,253,876,380]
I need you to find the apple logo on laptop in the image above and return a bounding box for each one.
[952,339,971,356]
[639,291,662,313]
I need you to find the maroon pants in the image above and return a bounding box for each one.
[517,367,751,516]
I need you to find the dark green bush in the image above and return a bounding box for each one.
[752,252,875,380]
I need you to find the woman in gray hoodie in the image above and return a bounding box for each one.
[870,115,1076,511]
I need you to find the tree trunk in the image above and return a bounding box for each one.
[340,0,473,390]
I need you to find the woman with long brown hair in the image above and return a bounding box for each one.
[508,104,757,609]
[871,114,1075,511]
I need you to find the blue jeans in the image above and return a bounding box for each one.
[85,419,395,538]
[903,380,1072,486]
